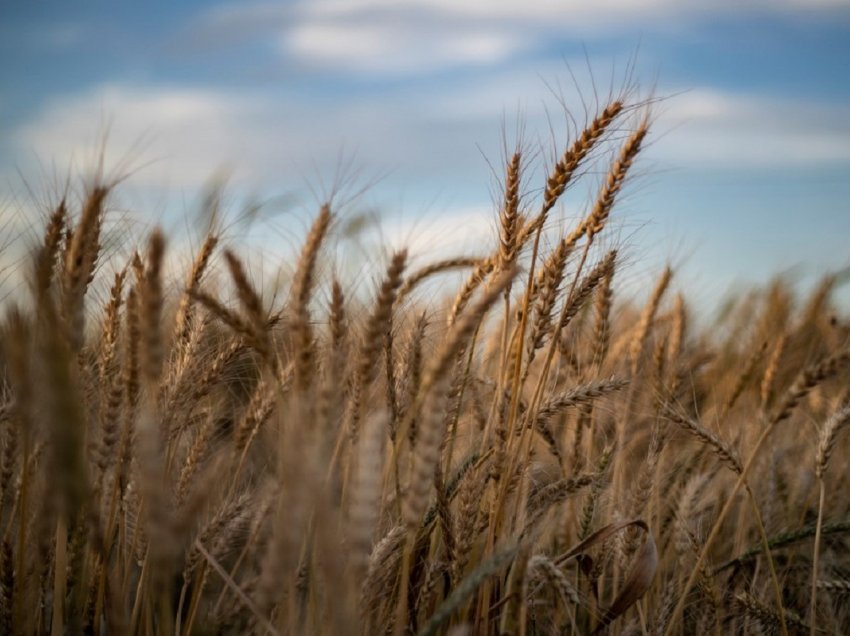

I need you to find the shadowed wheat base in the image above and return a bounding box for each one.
[1,93,849,636]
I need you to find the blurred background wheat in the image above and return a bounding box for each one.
[2,2,850,635]
[0,92,848,634]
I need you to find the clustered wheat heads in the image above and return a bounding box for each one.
[0,91,848,636]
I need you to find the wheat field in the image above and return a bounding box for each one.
[0,92,848,635]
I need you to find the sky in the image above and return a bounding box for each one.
[2,0,850,311]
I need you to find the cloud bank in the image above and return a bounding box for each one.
[9,78,850,200]
[193,0,850,75]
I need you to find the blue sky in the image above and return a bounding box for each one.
[2,0,850,310]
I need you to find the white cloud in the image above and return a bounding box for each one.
[11,86,259,188]
[304,0,694,24]
[654,89,850,167]
[279,1,536,76]
[283,21,522,74]
[296,0,850,26]
[8,79,850,209]
[189,0,850,76]
[380,205,496,258]
[5,81,528,192]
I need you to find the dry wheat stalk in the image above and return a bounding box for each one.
[499,152,522,270]
[350,250,408,440]
[291,205,332,392]
[398,257,481,302]
[535,377,628,428]
[519,99,625,244]
[664,407,742,474]
[815,404,850,478]
[62,187,107,351]
[34,200,67,297]
[349,411,387,573]
[173,233,218,354]
[629,266,672,376]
